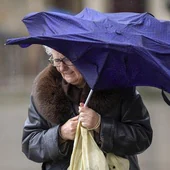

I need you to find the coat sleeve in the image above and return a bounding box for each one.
[100,90,153,156]
[22,96,72,163]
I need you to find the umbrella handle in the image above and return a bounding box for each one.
[78,89,93,124]
[84,89,93,107]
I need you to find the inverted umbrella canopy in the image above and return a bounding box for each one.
[5,8,170,94]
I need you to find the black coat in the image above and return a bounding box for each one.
[22,65,153,170]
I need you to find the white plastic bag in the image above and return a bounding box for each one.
[68,121,129,170]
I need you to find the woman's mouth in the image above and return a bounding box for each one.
[64,71,74,75]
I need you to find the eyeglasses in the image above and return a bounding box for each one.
[48,55,73,67]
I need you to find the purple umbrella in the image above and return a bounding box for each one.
[5,8,170,105]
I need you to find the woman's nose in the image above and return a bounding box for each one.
[59,62,67,72]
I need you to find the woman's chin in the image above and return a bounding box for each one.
[64,78,76,85]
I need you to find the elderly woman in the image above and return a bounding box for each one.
[22,47,153,170]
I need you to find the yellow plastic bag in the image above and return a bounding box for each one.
[68,121,129,170]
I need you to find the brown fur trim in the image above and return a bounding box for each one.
[32,64,71,124]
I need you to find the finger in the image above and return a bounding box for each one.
[79,116,85,122]
[79,104,90,111]
[79,111,84,117]
[79,102,84,107]
[79,106,87,113]
[71,115,79,121]
[69,120,78,128]
[78,106,84,112]
[79,103,86,112]
[79,112,89,121]
[81,122,88,128]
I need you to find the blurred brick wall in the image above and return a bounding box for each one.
[0,0,46,35]
[0,0,83,88]
[107,0,145,13]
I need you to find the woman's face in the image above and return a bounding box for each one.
[51,49,85,87]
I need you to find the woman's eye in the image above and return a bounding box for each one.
[54,59,61,62]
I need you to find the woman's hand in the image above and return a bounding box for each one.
[79,103,101,132]
[60,115,79,141]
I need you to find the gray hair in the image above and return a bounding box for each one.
[43,45,52,56]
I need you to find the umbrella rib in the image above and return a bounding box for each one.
[93,51,111,90]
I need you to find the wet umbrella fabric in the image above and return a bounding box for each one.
[5,8,170,95]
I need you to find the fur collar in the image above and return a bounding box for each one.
[32,65,125,124]
[32,65,71,124]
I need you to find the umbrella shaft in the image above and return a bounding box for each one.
[84,89,93,107]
